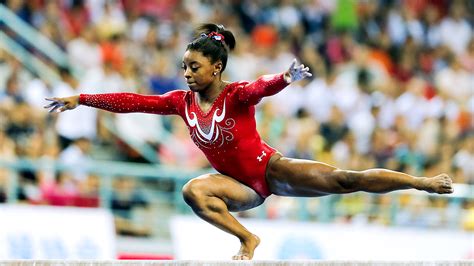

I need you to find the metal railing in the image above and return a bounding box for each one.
[0,3,163,165]
[0,4,69,67]
[0,31,60,84]
[0,158,472,230]
[0,158,212,210]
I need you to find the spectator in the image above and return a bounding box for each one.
[58,137,92,183]
[53,67,97,148]
[435,55,473,104]
[41,171,80,206]
[111,177,151,236]
[459,38,474,72]
[148,54,181,95]
[1,74,24,107]
[438,2,472,55]
[320,106,349,151]
[453,134,474,184]
[158,116,208,170]
[66,25,102,71]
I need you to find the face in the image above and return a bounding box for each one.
[182,50,221,92]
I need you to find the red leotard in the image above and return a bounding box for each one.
[79,73,289,198]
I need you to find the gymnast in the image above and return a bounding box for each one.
[45,23,453,260]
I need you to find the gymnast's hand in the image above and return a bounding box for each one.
[44,95,80,113]
[284,58,312,83]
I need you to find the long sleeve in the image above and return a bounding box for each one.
[237,73,289,105]
[79,90,186,115]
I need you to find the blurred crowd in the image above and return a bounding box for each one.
[0,0,473,232]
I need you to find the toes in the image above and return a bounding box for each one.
[441,189,453,194]
[232,254,250,260]
[439,184,454,194]
[440,173,452,181]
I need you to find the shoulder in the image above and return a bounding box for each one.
[164,89,189,96]
[226,80,250,93]
[157,90,192,110]
[222,81,259,106]
[221,81,246,100]
[163,89,191,100]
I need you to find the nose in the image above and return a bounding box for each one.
[184,68,192,79]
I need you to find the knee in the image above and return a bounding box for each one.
[182,177,208,206]
[333,170,360,192]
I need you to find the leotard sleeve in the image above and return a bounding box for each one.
[79,90,186,115]
[237,73,289,105]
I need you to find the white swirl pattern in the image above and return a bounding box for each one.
[185,98,235,149]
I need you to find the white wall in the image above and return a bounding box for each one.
[170,216,474,260]
[0,205,116,259]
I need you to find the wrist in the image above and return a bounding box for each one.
[283,71,292,83]
[77,94,85,105]
[413,177,425,191]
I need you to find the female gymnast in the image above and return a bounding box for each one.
[45,23,453,260]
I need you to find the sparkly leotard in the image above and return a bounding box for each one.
[79,73,289,198]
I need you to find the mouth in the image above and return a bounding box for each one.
[187,82,199,89]
[187,83,200,91]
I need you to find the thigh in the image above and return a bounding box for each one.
[266,156,340,197]
[185,173,265,212]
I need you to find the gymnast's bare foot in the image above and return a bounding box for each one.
[232,234,260,260]
[419,173,453,194]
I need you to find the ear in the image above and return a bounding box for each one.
[214,61,223,74]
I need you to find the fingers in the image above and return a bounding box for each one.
[43,102,57,108]
[58,105,70,112]
[300,66,311,77]
[294,64,311,74]
[44,97,69,113]
[48,104,61,113]
[44,98,62,108]
[289,58,297,70]
[294,65,312,80]
[288,59,313,82]
[44,101,66,113]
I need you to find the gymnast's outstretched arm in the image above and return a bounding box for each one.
[237,59,312,105]
[44,90,186,115]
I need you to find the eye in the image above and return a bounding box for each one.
[191,67,199,72]
[181,63,186,70]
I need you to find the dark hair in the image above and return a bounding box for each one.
[186,23,236,72]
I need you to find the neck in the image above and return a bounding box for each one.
[198,79,226,103]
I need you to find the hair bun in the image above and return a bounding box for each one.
[196,23,236,51]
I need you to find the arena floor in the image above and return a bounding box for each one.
[0,261,473,266]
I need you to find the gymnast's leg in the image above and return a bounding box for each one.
[182,173,264,260]
[266,154,453,196]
